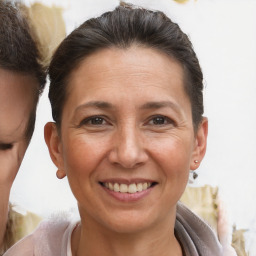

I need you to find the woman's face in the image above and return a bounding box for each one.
[46,46,207,233]
[0,68,36,194]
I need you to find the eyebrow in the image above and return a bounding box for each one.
[75,101,114,113]
[140,101,181,113]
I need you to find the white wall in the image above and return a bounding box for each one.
[10,0,256,252]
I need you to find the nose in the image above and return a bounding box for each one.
[108,125,148,169]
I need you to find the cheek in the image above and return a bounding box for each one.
[149,135,193,178]
[0,141,28,186]
[61,134,106,178]
[0,154,18,185]
[151,138,193,205]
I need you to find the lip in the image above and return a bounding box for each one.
[99,179,157,202]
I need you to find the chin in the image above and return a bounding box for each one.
[100,210,161,235]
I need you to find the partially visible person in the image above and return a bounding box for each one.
[0,1,46,253]
[0,1,66,253]
[0,2,66,253]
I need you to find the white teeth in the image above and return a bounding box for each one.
[109,183,114,190]
[114,183,119,192]
[103,182,152,193]
[120,184,128,193]
[137,183,143,192]
[142,182,148,190]
[128,183,137,193]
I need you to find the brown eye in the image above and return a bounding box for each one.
[90,117,105,125]
[152,116,166,125]
[148,115,173,126]
[80,116,108,126]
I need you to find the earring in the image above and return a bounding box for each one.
[193,160,199,179]
[189,160,199,183]
[188,170,198,184]
[192,171,198,180]
[56,169,66,179]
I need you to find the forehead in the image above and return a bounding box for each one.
[0,68,37,141]
[67,46,187,100]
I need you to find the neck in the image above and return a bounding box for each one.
[72,211,182,256]
[0,187,10,250]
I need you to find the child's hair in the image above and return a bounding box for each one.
[0,1,45,92]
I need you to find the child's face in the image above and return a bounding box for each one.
[0,68,36,194]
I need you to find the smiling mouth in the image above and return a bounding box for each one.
[100,182,157,194]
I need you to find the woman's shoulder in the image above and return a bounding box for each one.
[4,217,77,256]
[175,202,223,256]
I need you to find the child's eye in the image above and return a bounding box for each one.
[0,143,13,151]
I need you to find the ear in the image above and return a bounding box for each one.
[190,117,208,170]
[44,122,66,177]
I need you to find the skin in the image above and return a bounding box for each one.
[45,46,208,256]
[0,68,36,249]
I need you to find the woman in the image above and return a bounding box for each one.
[4,4,234,256]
